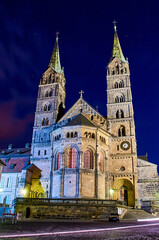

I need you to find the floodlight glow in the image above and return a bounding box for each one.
[0,188,3,192]
[20,189,26,195]
[110,189,114,195]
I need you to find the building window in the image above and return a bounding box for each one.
[55,153,61,170]
[118,125,126,137]
[99,153,104,172]
[84,150,93,169]
[114,82,118,88]
[38,150,40,156]
[74,132,78,137]
[115,96,119,103]
[119,80,124,88]
[44,150,47,155]
[68,148,77,168]
[7,177,12,188]
[116,109,124,119]
[0,177,4,188]
[5,196,10,205]
[10,164,16,170]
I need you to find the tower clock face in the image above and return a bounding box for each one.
[120,141,130,150]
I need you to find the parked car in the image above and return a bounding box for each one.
[108,213,120,222]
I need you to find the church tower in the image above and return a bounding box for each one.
[30,34,66,197]
[33,33,66,129]
[106,24,139,207]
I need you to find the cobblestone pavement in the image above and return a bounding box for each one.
[0,220,159,240]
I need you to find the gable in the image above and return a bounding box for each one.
[59,97,105,122]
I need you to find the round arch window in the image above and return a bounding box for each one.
[120,166,125,171]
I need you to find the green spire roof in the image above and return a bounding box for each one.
[49,32,62,73]
[111,24,126,62]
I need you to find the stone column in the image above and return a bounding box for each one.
[60,152,65,197]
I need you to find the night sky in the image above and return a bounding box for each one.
[0,0,159,166]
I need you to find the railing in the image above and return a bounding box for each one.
[12,197,123,206]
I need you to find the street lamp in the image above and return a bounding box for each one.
[110,188,114,195]
[20,189,26,196]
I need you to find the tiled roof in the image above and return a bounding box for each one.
[2,157,30,173]
[64,114,97,128]
[0,159,6,166]
[0,147,31,158]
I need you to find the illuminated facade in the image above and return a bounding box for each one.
[30,26,159,207]
[0,26,158,210]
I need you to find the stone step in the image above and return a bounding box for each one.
[122,209,154,220]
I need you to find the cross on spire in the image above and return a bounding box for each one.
[79,90,84,98]
[56,31,60,39]
[112,20,117,31]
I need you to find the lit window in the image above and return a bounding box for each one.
[68,148,77,168]
[99,153,104,172]
[55,153,61,170]
[84,150,93,169]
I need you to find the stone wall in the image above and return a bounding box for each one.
[13,198,118,220]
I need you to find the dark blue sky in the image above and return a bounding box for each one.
[0,0,159,166]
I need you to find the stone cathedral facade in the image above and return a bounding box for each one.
[30,26,159,208]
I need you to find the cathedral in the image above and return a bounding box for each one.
[0,25,159,218]
[30,24,158,207]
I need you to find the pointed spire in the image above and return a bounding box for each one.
[49,32,62,73]
[111,22,126,62]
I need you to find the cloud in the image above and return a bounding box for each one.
[0,99,34,143]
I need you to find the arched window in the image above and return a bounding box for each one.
[66,132,70,138]
[118,125,126,136]
[68,148,77,168]
[46,118,49,125]
[84,150,93,169]
[120,95,124,102]
[116,110,119,119]
[112,70,115,75]
[84,132,87,137]
[49,75,52,84]
[91,115,94,121]
[116,65,119,74]
[116,110,124,118]
[115,96,119,103]
[44,105,47,111]
[114,82,118,88]
[121,110,124,118]
[55,85,58,96]
[48,104,51,111]
[121,69,123,74]
[74,132,78,137]
[45,91,48,97]
[55,153,61,170]
[119,80,124,88]
[49,90,52,97]
[42,119,45,126]
[71,132,73,138]
[99,153,104,172]
[92,133,95,139]
[88,133,91,138]
[125,68,127,73]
